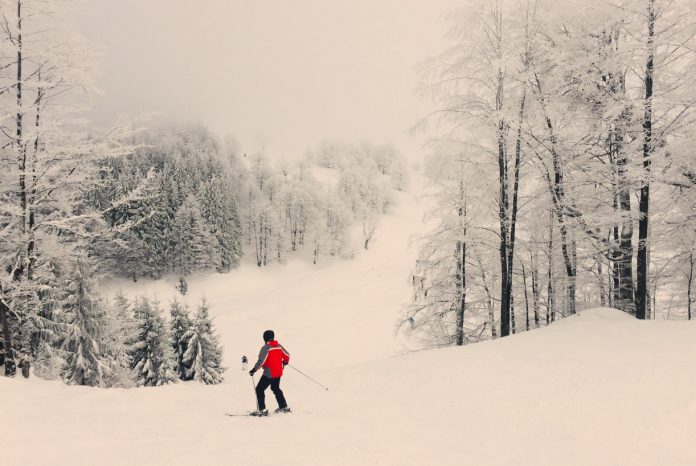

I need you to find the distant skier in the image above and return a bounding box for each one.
[241,355,248,371]
[248,329,291,416]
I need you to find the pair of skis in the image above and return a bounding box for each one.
[225,409,292,417]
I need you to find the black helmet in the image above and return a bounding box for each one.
[263,329,274,342]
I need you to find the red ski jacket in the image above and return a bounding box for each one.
[252,340,290,378]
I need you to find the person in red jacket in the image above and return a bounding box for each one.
[249,330,291,416]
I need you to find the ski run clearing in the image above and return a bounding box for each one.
[3,183,696,466]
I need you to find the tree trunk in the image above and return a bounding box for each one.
[455,187,467,346]
[472,250,497,338]
[531,249,540,327]
[534,73,576,316]
[616,145,634,312]
[493,4,511,338]
[455,239,466,346]
[688,251,693,321]
[547,209,555,323]
[505,86,527,335]
[522,261,530,331]
[313,232,319,265]
[597,255,606,306]
[497,114,510,337]
[477,254,496,339]
[636,0,655,320]
[4,0,26,372]
[28,77,41,281]
[254,220,262,267]
[16,0,26,245]
[0,300,16,376]
[605,26,635,314]
[612,226,620,308]
[262,214,269,266]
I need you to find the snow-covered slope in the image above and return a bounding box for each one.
[4,179,696,466]
[103,173,425,372]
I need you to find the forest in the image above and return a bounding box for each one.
[0,0,408,385]
[403,0,696,347]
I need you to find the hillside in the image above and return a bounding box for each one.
[3,180,696,466]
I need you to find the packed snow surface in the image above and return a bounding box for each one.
[4,182,696,465]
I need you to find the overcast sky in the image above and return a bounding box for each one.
[74,0,461,158]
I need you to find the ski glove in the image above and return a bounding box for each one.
[249,369,256,376]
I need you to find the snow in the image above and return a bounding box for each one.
[3,178,696,466]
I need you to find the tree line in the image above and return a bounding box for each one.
[242,140,407,267]
[34,264,225,388]
[404,0,696,347]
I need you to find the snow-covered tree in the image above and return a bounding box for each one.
[284,178,320,253]
[360,202,378,251]
[413,0,696,332]
[389,156,410,192]
[403,144,492,346]
[199,170,242,272]
[129,297,176,387]
[316,191,351,261]
[171,195,220,276]
[101,290,135,387]
[182,299,224,384]
[170,300,193,381]
[86,127,244,280]
[0,0,143,376]
[418,0,538,336]
[59,259,113,386]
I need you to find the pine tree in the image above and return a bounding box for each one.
[171,195,220,276]
[199,167,242,272]
[170,300,193,381]
[60,260,113,386]
[176,277,188,296]
[103,290,135,387]
[129,297,176,387]
[182,299,224,384]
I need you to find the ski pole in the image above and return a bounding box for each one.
[251,373,260,411]
[288,364,329,391]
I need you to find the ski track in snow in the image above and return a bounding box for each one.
[3,176,696,466]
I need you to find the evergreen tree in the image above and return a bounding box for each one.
[129,297,176,387]
[182,299,224,384]
[170,300,193,381]
[60,260,113,386]
[176,277,188,296]
[103,290,135,387]
[171,195,220,276]
[199,167,242,272]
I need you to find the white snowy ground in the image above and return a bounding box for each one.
[3,179,696,466]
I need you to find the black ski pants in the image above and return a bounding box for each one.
[256,375,287,410]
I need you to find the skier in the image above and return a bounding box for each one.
[249,329,291,416]
[241,355,248,370]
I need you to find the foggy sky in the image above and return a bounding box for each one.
[74,0,462,158]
